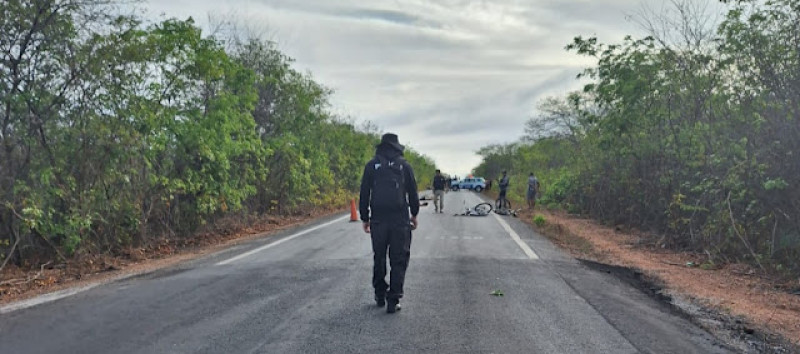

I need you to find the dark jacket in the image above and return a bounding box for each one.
[433,175,446,190]
[359,146,420,223]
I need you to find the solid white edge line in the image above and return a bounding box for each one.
[0,270,147,314]
[492,213,539,260]
[1,215,349,314]
[0,283,100,314]
[215,214,350,266]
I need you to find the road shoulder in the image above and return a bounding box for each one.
[0,208,347,309]
[516,208,800,353]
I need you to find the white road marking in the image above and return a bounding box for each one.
[0,270,147,314]
[492,213,539,260]
[216,215,350,266]
[418,236,484,240]
[0,284,100,314]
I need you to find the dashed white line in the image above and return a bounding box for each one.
[418,236,484,240]
[216,215,350,265]
[492,213,539,260]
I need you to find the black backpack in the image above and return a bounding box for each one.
[371,155,406,210]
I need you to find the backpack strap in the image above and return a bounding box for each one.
[375,154,387,168]
[375,155,403,171]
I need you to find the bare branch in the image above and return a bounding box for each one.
[727,191,766,272]
[0,235,20,273]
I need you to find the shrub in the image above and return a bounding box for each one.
[533,214,546,227]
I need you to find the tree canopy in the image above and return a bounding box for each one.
[0,0,436,267]
[474,0,800,276]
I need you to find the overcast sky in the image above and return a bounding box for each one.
[142,0,727,177]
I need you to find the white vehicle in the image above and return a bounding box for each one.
[451,177,486,192]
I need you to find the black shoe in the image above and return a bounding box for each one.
[375,297,386,307]
[386,299,401,313]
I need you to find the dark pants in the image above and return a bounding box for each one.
[370,220,412,300]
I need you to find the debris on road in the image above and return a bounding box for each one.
[490,289,504,296]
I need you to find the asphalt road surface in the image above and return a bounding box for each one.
[0,191,732,353]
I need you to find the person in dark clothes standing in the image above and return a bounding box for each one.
[527,172,540,210]
[359,133,420,313]
[499,170,510,201]
[432,169,447,213]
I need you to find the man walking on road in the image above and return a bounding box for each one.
[432,169,446,213]
[359,133,420,313]
[527,172,540,210]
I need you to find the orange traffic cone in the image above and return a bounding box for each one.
[349,199,359,222]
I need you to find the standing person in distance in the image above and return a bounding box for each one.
[498,170,510,204]
[527,172,540,210]
[359,133,420,314]
[432,169,447,213]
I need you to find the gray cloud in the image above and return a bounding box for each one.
[143,0,730,176]
[339,9,425,26]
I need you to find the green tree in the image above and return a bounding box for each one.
[473,0,799,275]
[0,1,439,269]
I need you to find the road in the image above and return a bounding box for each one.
[0,191,731,353]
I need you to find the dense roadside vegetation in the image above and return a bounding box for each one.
[475,0,799,276]
[0,1,435,269]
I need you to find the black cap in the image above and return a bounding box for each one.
[377,133,404,152]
